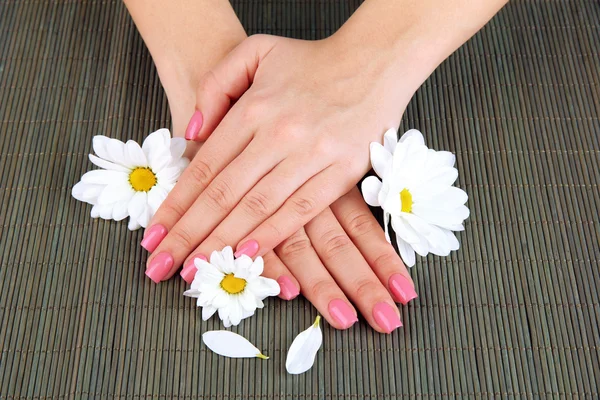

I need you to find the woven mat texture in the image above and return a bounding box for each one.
[1,0,599,398]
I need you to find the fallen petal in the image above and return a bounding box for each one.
[202,330,268,359]
[286,316,323,375]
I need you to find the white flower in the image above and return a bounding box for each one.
[72,129,189,230]
[183,246,280,328]
[202,331,269,359]
[286,316,323,375]
[361,128,470,267]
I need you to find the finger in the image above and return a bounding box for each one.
[305,208,402,334]
[275,228,358,330]
[185,35,278,142]
[142,106,254,252]
[236,164,352,258]
[189,155,326,261]
[331,187,418,305]
[179,247,299,301]
[145,139,279,282]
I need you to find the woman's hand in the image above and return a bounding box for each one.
[144,33,417,278]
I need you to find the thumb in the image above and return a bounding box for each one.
[184,34,277,142]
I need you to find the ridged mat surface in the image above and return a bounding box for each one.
[1,0,599,398]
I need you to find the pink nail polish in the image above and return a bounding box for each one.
[373,302,402,333]
[234,239,259,258]
[328,299,358,329]
[277,276,300,300]
[145,252,174,283]
[185,111,203,140]
[180,254,207,284]
[389,274,418,305]
[140,224,168,252]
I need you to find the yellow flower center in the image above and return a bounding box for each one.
[220,273,247,294]
[400,188,413,213]
[129,167,157,192]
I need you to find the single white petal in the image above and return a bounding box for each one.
[72,181,104,204]
[396,236,416,267]
[202,305,218,321]
[88,154,130,172]
[234,255,262,280]
[247,277,281,298]
[92,204,114,220]
[382,128,398,154]
[370,142,392,179]
[399,129,425,145]
[136,205,152,228]
[286,316,323,375]
[431,150,456,168]
[127,191,148,220]
[391,216,421,244]
[124,140,148,167]
[105,138,127,164]
[127,218,142,231]
[202,331,268,359]
[383,212,391,243]
[147,185,169,215]
[170,137,187,160]
[361,176,382,207]
[156,165,184,184]
[228,301,244,326]
[97,182,135,205]
[92,136,112,160]
[81,170,127,185]
[111,200,129,221]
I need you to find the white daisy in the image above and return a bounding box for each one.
[183,246,280,328]
[361,128,470,267]
[72,129,189,230]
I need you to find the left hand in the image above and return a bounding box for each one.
[145,33,415,279]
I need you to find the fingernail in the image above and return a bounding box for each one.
[140,224,168,252]
[180,254,207,284]
[389,274,418,305]
[373,302,402,333]
[185,110,204,140]
[145,252,174,283]
[234,239,259,258]
[328,299,358,329]
[277,276,300,300]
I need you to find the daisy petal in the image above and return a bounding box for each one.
[127,191,148,220]
[370,142,392,179]
[72,182,104,204]
[202,331,268,359]
[97,182,135,205]
[112,200,129,221]
[127,218,142,231]
[286,316,323,375]
[202,305,218,321]
[396,236,416,267]
[124,140,148,167]
[147,185,169,215]
[81,170,127,185]
[170,137,187,160]
[399,129,425,145]
[382,128,398,154]
[88,154,130,172]
[248,277,281,298]
[361,176,382,207]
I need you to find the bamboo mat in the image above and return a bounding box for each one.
[1,0,599,398]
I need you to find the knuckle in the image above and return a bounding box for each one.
[345,210,380,238]
[169,227,195,249]
[320,231,352,260]
[353,278,381,300]
[307,279,339,301]
[197,70,220,98]
[204,179,235,211]
[158,199,186,221]
[278,232,312,259]
[372,252,402,271]
[187,159,213,187]
[242,191,272,220]
[289,196,316,218]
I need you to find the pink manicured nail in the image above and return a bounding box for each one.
[145,252,174,283]
[277,276,300,300]
[185,111,204,140]
[328,299,358,329]
[180,254,207,284]
[373,302,402,333]
[389,274,418,305]
[234,239,259,258]
[140,224,168,252]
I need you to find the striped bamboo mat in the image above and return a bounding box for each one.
[1,0,599,398]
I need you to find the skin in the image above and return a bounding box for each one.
[124,0,415,333]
